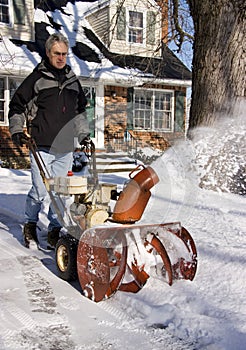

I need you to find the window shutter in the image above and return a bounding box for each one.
[174,91,185,132]
[127,87,134,129]
[117,6,126,41]
[13,0,25,25]
[146,11,156,45]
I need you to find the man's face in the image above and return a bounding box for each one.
[46,42,68,69]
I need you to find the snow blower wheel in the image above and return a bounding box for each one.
[55,235,78,281]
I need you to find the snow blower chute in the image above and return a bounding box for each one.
[28,139,197,302]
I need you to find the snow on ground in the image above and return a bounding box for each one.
[0,134,245,349]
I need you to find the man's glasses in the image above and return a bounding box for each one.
[51,51,68,57]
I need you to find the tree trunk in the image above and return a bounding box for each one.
[187,0,246,132]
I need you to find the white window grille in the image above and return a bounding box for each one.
[0,0,10,24]
[0,76,23,125]
[133,89,174,131]
[128,11,143,44]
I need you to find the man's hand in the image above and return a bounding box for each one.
[79,135,91,146]
[12,132,30,147]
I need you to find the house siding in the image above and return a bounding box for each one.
[85,0,163,58]
[0,0,34,41]
[109,0,162,57]
[86,7,110,46]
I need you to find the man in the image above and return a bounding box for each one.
[8,33,89,249]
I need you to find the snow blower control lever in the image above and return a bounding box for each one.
[27,138,198,302]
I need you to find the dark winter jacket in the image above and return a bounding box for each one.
[8,60,89,152]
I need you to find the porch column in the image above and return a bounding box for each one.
[95,84,105,150]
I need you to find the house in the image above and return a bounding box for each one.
[0,0,191,168]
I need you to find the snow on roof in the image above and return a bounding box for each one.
[1,1,191,85]
[0,37,40,76]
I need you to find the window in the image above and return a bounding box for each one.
[154,91,172,129]
[133,89,174,131]
[0,76,23,125]
[128,11,143,44]
[9,78,22,99]
[134,91,151,129]
[0,0,9,24]
[0,78,4,122]
[117,7,157,46]
[0,0,25,25]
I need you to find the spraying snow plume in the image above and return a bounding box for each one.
[190,99,246,195]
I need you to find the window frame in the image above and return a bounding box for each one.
[126,8,146,46]
[133,88,175,132]
[0,75,23,125]
[0,77,5,122]
[0,0,26,27]
[0,0,14,26]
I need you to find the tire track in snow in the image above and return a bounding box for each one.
[16,255,76,349]
[0,225,76,349]
[0,256,75,349]
[0,300,40,347]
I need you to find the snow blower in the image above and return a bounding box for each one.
[28,138,197,302]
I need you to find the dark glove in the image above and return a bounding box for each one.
[79,135,91,146]
[12,132,30,147]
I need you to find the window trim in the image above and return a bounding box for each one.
[0,75,24,126]
[126,7,146,46]
[0,0,14,27]
[0,78,5,123]
[0,76,7,125]
[133,88,175,132]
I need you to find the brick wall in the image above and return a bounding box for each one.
[104,85,128,137]
[104,85,184,152]
[0,127,30,168]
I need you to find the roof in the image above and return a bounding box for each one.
[8,0,191,83]
[83,0,160,17]
[82,27,191,80]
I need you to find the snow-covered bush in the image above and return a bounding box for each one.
[130,146,163,165]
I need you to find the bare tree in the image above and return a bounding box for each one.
[166,0,246,195]
[186,0,245,131]
[167,0,245,131]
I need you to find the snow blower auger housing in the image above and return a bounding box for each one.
[28,139,197,302]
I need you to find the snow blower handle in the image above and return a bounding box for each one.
[90,139,99,186]
[79,136,98,186]
[26,138,73,228]
[129,164,145,179]
[27,138,49,181]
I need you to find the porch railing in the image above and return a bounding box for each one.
[106,130,138,155]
